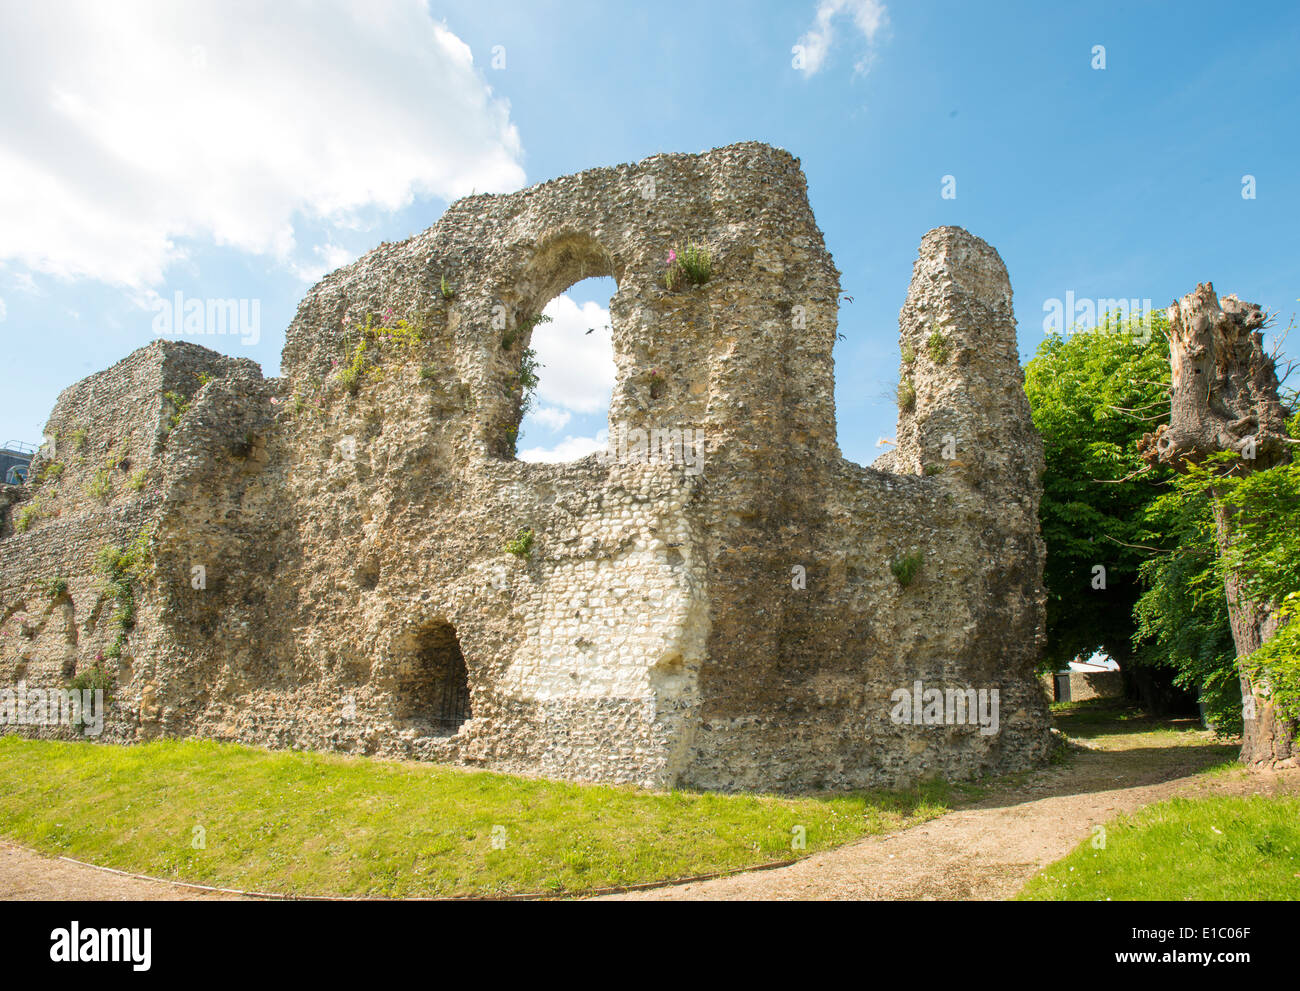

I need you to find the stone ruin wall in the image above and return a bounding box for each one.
[0,141,1052,791]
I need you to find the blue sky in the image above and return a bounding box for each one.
[2,0,1297,466]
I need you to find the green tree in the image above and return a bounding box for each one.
[1132,482,1241,731]
[1130,442,1300,738]
[1138,286,1298,762]
[1028,306,1296,734]
[1024,313,1176,670]
[1186,440,1300,733]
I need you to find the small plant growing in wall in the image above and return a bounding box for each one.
[68,663,114,732]
[162,390,193,433]
[516,347,542,419]
[502,313,550,351]
[127,468,149,492]
[337,341,368,395]
[901,343,916,366]
[890,550,924,589]
[69,663,113,694]
[37,461,64,484]
[927,329,950,364]
[504,527,535,559]
[664,243,712,291]
[14,497,43,533]
[292,378,324,416]
[70,427,88,452]
[94,531,152,661]
[898,377,916,412]
[38,576,69,600]
[440,275,456,301]
[85,468,112,503]
[336,310,429,395]
[103,442,127,472]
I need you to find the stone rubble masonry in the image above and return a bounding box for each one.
[0,141,1052,791]
[1041,671,1124,704]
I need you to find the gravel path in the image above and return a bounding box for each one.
[0,843,237,900]
[606,732,1298,900]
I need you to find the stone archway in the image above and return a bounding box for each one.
[392,620,471,737]
[492,232,623,460]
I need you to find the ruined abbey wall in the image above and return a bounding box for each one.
[0,142,1053,791]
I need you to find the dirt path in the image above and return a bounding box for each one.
[2,713,1295,901]
[607,723,1299,900]
[0,843,237,900]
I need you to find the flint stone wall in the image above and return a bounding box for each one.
[0,141,1052,791]
[1043,671,1125,703]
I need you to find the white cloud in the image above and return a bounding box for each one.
[292,242,360,284]
[795,0,889,77]
[0,297,6,322]
[0,1,525,287]
[532,295,616,414]
[518,434,606,464]
[530,406,572,432]
[7,273,40,296]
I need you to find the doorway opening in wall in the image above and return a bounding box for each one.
[515,276,617,464]
[395,620,471,736]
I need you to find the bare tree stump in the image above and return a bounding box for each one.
[1140,282,1295,766]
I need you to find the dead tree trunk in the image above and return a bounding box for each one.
[1140,282,1296,766]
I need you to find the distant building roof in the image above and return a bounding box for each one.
[1068,660,1118,673]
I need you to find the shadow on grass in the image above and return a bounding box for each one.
[1051,698,1212,737]
[901,699,1244,815]
[942,742,1240,813]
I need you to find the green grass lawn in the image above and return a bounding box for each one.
[1018,795,1300,900]
[0,735,950,898]
[1049,697,1158,727]
[1051,698,1221,747]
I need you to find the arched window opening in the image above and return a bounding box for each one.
[515,276,617,464]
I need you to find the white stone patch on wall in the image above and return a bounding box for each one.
[501,525,705,706]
